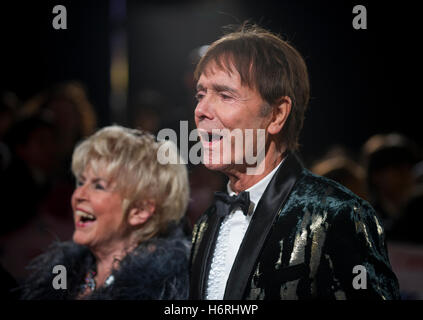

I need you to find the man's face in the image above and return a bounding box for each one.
[194,61,272,173]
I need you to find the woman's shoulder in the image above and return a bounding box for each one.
[20,241,93,300]
[130,225,191,268]
[29,241,92,270]
[104,226,190,300]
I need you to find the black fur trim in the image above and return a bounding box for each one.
[20,227,190,300]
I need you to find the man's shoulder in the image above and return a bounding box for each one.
[285,168,374,218]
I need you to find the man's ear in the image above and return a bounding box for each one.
[127,200,156,228]
[267,96,292,135]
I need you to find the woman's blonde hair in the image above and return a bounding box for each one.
[72,125,189,243]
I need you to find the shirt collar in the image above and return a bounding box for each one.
[227,158,285,213]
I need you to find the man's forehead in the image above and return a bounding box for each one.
[197,55,256,91]
[201,59,238,80]
[197,60,243,89]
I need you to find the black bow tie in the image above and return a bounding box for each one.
[214,191,251,217]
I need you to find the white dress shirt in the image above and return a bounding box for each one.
[206,159,284,300]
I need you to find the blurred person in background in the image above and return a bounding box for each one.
[389,159,423,244]
[311,146,368,201]
[362,133,422,237]
[0,114,62,282]
[15,81,98,227]
[0,91,20,300]
[20,125,190,299]
[0,81,96,282]
[0,91,20,173]
[131,89,166,135]
[0,114,58,235]
[20,81,97,166]
[0,82,99,282]
[0,91,19,141]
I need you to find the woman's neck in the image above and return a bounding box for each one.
[92,239,137,287]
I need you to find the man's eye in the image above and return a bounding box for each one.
[220,93,233,100]
[195,93,205,101]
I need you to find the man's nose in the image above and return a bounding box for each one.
[194,95,214,121]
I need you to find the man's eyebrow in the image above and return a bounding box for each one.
[196,83,205,92]
[212,84,238,94]
[196,83,238,94]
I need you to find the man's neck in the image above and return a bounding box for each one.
[225,147,285,194]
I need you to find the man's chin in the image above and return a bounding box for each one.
[203,162,230,172]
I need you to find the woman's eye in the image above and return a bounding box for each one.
[95,183,106,190]
[76,180,84,187]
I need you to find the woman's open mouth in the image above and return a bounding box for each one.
[75,210,97,228]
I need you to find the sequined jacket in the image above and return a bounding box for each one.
[189,153,400,300]
[20,226,190,300]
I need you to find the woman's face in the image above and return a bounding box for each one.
[71,166,127,251]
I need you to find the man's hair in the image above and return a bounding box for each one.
[72,125,189,243]
[194,24,310,151]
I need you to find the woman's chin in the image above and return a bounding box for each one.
[72,231,90,246]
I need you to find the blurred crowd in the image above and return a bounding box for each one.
[0,81,422,299]
[0,83,98,297]
[310,134,423,244]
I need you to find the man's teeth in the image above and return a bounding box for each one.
[207,133,222,142]
[75,210,96,220]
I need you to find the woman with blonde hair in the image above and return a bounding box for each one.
[20,125,190,299]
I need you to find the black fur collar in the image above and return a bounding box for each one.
[20,227,190,300]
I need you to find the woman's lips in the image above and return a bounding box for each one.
[75,220,96,228]
[74,209,96,228]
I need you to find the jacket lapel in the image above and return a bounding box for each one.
[189,206,224,299]
[223,152,303,299]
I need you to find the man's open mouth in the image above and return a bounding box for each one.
[200,130,223,144]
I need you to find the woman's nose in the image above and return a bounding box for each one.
[73,183,89,202]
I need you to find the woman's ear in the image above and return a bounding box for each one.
[127,200,156,227]
[267,96,292,135]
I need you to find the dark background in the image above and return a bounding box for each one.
[1,0,422,300]
[0,0,420,164]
